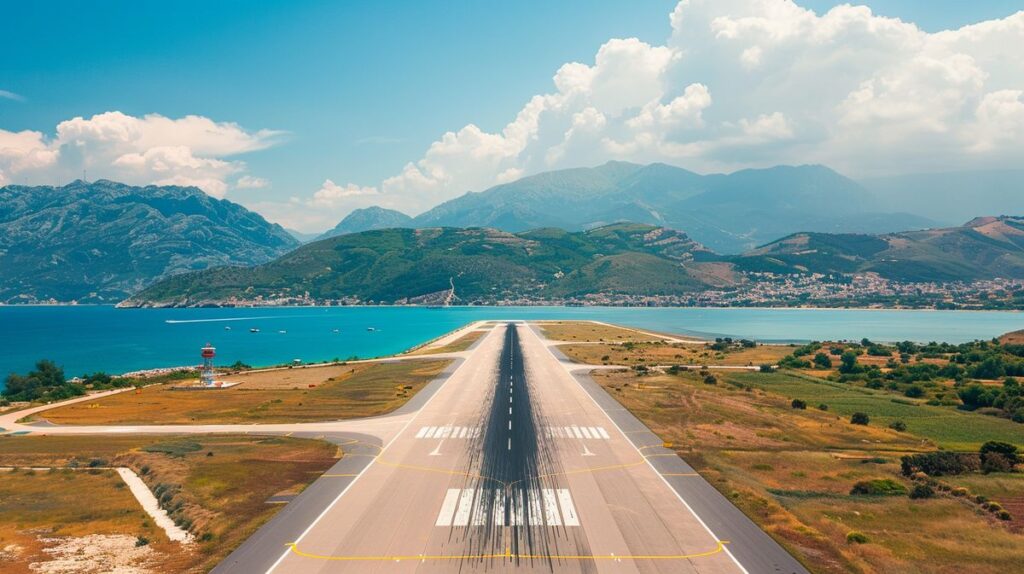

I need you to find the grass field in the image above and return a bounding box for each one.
[559,341,792,367]
[538,321,664,342]
[37,359,449,425]
[0,434,337,573]
[593,367,1024,574]
[726,370,1024,450]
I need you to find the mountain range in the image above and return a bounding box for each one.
[336,162,935,253]
[0,180,298,303]
[125,217,1024,307]
[737,216,1024,282]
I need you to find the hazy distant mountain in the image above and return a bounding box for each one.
[126,223,729,307]
[861,170,1024,225]
[318,206,412,240]
[735,216,1024,282]
[411,162,933,253]
[285,228,323,243]
[0,180,299,302]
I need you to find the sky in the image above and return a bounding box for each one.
[2,0,1023,232]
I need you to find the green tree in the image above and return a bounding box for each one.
[838,351,861,374]
[980,441,1019,466]
[813,353,833,369]
[850,412,870,425]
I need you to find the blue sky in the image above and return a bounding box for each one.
[2,1,1022,230]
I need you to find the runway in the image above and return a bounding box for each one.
[213,322,806,573]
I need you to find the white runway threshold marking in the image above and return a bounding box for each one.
[435,488,580,527]
[415,426,481,439]
[544,426,611,439]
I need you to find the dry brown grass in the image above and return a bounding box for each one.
[1000,330,1024,345]
[411,329,486,355]
[37,359,450,425]
[594,368,1024,573]
[0,468,181,574]
[537,321,663,343]
[560,341,792,366]
[0,434,337,573]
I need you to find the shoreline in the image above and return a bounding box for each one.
[1,302,1021,314]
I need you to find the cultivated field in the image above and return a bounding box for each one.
[0,434,337,573]
[36,359,450,425]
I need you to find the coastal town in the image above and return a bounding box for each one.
[25,273,1008,311]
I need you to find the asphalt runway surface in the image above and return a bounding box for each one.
[214,322,807,573]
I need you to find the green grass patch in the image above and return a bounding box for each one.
[725,370,1024,450]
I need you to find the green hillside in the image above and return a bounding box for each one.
[125,223,721,306]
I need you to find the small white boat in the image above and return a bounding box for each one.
[332,328,340,333]
[367,327,376,332]
[224,326,231,330]
[250,328,260,333]
[278,330,287,334]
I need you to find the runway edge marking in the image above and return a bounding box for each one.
[525,323,751,574]
[262,340,480,574]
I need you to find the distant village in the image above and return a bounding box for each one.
[16,272,1017,310]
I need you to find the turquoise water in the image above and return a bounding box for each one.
[0,306,1022,383]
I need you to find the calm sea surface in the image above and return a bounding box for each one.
[1,306,1022,385]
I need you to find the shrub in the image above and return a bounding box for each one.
[951,487,969,497]
[850,479,907,496]
[982,453,1014,474]
[980,441,1019,465]
[813,353,833,369]
[759,364,776,373]
[703,375,717,385]
[818,403,829,411]
[888,420,907,432]
[998,510,1013,521]
[791,399,807,410]
[904,385,925,398]
[846,531,869,544]
[850,412,870,425]
[135,536,150,547]
[901,452,979,476]
[909,484,934,499]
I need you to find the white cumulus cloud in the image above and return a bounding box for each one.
[0,111,282,196]
[306,0,1024,220]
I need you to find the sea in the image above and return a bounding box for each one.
[1,305,1022,387]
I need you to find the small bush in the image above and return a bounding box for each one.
[850,412,870,425]
[998,510,1013,521]
[818,403,829,411]
[135,536,150,547]
[846,531,869,544]
[791,399,807,410]
[850,479,907,496]
[888,420,907,432]
[909,484,934,499]
[951,487,969,497]
[703,375,717,385]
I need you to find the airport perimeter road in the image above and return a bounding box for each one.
[223,322,805,574]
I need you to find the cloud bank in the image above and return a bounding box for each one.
[309,0,1023,225]
[0,111,280,196]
